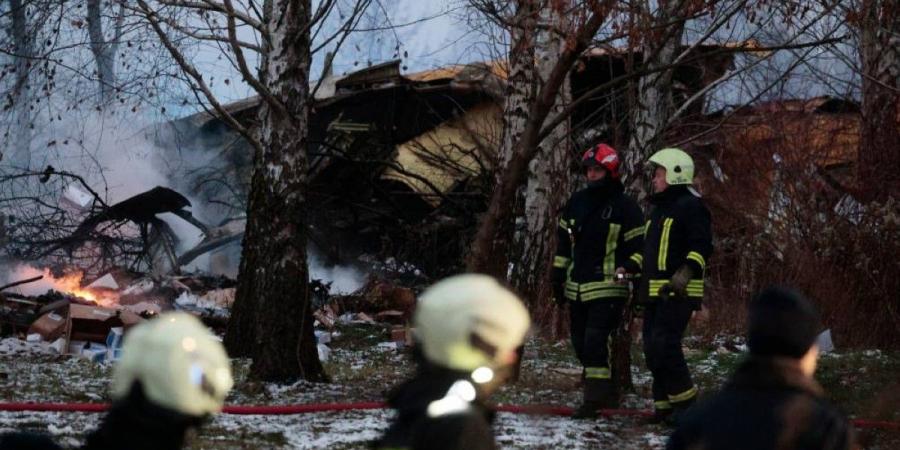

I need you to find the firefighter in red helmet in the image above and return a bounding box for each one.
[552,143,644,418]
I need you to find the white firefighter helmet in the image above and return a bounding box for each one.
[413,274,531,372]
[112,312,233,417]
[648,147,695,185]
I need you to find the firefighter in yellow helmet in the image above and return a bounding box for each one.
[626,148,712,425]
[374,274,531,450]
[86,312,234,450]
[0,312,233,450]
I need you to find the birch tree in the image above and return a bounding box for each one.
[621,0,691,197]
[510,3,573,312]
[466,0,612,280]
[134,0,372,381]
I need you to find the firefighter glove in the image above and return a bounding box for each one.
[662,265,694,299]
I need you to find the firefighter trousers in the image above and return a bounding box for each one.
[642,299,697,410]
[570,298,625,383]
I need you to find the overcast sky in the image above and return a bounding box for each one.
[183,0,859,118]
[183,0,487,111]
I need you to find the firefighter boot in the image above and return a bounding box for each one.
[572,379,616,419]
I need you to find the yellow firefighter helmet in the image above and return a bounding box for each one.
[112,312,233,417]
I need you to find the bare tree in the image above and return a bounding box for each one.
[86,0,126,102]
[621,0,692,196]
[511,3,574,312]
[466,1,611,279]
[6,0,34,166]
[133,0,377,382]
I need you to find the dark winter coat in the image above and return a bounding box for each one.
[374,367,496,450]
[81,384,203,450]
[553,180,644,301]
[667,356,857,450]
[636,185,712,304]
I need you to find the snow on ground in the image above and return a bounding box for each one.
[1,324,898,449]
[0,408,670,449]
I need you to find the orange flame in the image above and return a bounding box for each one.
[36,269,119,307]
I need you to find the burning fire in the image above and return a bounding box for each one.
[6,265,120,307]
[53,271,99,303]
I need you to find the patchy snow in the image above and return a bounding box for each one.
[4,327,892,449]
[0,408,674,449]
[863,349,882,358]
[0,337,57,356]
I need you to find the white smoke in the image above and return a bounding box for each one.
[307,248,367,295]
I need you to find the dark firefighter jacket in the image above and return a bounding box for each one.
[374,367,496,450]
[553,180,644,301]
[633,185,712,301]
[667,356,857,450]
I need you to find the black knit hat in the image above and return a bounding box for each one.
[747,286,822,358]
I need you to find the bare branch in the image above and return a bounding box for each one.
[156,0,264,31]
[135,0,263,157]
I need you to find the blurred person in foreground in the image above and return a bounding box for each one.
[373,274,531,450]
[0,312,233,450]
[667,286,857,450]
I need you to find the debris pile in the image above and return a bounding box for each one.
[2,262,424,364]
[311,277,419,361]
[0,268,236,361]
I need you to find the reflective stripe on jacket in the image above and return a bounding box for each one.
[553,181,644,301]
[641,185,712,300]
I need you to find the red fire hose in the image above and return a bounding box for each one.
[0,402,897,430]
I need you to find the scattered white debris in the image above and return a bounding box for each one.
[86,274,119,290]
[61,184,93,210]
[175,291,199,306]
[816,329,834,353]
[862,349,882,358]
[376,342,398,351]
[122,278,155,295]
[317,344,331,362]
[314,330,331,345]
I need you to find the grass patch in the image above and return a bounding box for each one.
[817,350,900,420]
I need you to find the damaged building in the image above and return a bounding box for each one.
[149,46,738,278]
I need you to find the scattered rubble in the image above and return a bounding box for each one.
[1,261,423,365]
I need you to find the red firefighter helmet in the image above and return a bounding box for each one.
[580,143,620,179]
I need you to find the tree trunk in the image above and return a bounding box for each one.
[474,0,537,281]
[859,1,900,202]
[224,0,325,382]
[615,0,687,393]
[466,6,606,278]
[86,0,120,103]
[8,0,32,167]
[510,3,572,315]
[622,1,686,199]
